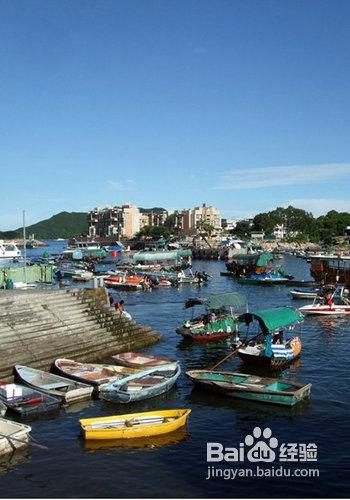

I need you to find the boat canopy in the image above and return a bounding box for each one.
[229,252,274,265]
[256,253,274,267]
[239,307,303,334]
[133,249,192,262]
[184,292,247,310]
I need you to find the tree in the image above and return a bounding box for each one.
[196,220,215,238]
[135,225,171,239]
[233,221,251,238]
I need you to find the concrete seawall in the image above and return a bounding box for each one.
[0,287,160,380]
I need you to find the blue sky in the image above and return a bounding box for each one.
[1,0,350,228]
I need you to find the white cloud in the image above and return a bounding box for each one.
[107,180,136,190]
[107,180,125,190]
[215,163,350,190]
[285,198,350,217]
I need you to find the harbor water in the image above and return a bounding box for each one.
[0,244,349,497]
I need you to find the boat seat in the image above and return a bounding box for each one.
[246,376,262,383]
[128,377,163,387]
[41,382,70,390]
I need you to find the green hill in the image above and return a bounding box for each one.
[0,212,88,239]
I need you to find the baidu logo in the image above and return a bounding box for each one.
[207,427,317,464]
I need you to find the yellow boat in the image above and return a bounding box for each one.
[80,409,191,440]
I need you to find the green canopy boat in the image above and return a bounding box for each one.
[237,307,304,370]
[176,292,248,343]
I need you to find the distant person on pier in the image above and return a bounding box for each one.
[114,299,132,320]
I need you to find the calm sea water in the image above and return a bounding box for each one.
[0,244,349,498]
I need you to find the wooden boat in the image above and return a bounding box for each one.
[186,370,311,406]
[80,409,191,440]
[290,289,318,300]
[104,275,148,291]
[0,382,61,419]
[53,359,139,389]
[100,364,181,403]
[176,292,247,343]
[237,307,303,370]
[14,365,93,403]
[111,352,177,369]
[0,419,31,456]
[309,253,350,286]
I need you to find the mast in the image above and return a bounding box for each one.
[23,210,27,283]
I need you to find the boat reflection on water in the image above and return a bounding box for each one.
[187,388,311,420]
[80,426,188,452]
[63,399,95,414]
[0,449,30,475]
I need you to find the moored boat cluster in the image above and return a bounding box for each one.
[1,242,350,460]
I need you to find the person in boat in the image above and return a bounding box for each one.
[272,330,284,344]
[210,311,217,323]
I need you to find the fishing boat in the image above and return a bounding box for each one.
[80,409,191,440]
[0,419,31,456]
[104,275,149,291]
[99,364,181,403]
[0,241,21,259]
[14,365,93,403]
[290,289,318,300]
[186,370,311,406]
[238,272,289,285]
[53,359,139,389]
[176,292,247,342]
[308,253,350,286]
[299,285,350,316]
[0,382,61,419]
[237,307,303,370]
[111,352,177,369]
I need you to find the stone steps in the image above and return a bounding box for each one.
[0,287,160,379]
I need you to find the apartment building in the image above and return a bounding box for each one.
[174,204,221,234]
[88,205,140,239]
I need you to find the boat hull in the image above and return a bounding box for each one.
[0,383,61,419]
[176,327,232,342]
[14,365,93,403]
[299,305,350,316]
[237,350,300,370]
[111,353,176,369]
[80,409,191,440]
[53,359,138,390]
[0,419,31,456]
[100,365,181,403]
[187,371,311,406]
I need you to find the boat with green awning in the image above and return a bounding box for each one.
[176,292,248,343]
[237,307,303,369]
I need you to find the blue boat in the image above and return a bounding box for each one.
[99,364,181,403]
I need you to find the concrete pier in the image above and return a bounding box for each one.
[0,287,160,379]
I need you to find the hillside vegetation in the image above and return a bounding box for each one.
[0,212,88,239]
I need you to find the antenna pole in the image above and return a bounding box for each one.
[23,210,27,283]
